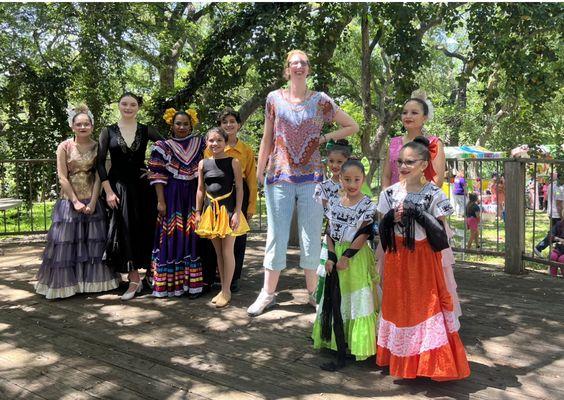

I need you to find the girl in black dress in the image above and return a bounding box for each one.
[195,127,249,308]
[97,92,162,300]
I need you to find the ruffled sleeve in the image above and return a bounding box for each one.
[148,140,169,185]
[360,199,377,224]
[265,91,276,121]
[313,182,327,205]
[377,188,392,215]
[429,186,454,218]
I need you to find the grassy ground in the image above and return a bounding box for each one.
[0,201,54,236]
[447,210,551,270]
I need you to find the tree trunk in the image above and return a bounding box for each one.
[159,65,176,96]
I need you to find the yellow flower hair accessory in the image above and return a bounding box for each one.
[186,108,199,128]
[163,108,177,126]
[162,107,199,128]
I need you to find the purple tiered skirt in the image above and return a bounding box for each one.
[35,199,119,299]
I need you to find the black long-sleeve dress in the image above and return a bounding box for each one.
[97,123,162,273]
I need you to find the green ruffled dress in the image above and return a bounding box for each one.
[312,242,379,361]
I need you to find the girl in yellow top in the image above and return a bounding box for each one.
[196,127,250,308]
[202,108,257,292]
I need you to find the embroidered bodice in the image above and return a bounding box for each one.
[327,195,377,243]
[59,139,98,200]
[377,182,453,240]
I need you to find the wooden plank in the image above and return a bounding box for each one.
[1,242,563,399]
[0,295,545,400]
[0,376,48,400]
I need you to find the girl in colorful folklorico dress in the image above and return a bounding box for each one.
[36,105,119,299]
[201,107,257,293]
[195,127,250,308]
[148,108,205,298]
[312,139,353,304]
[312,159,379,371]
[380,90,462,318]
[377,137,470,381]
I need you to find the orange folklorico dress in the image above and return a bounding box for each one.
[376,182,470,381]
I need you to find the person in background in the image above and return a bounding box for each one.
[465,192,481,249]
[453,170,467,217]
[548,219,564,277]
[534,173,563,257]
[380,90,461,318]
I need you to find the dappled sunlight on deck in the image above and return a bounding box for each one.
[0,238,562,399]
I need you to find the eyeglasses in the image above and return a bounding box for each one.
[396,159,423,167]
[288,60,309,67]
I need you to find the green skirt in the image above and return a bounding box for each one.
[312,242,379,361]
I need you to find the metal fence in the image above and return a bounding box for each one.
[0,159,58,236]
[1,156,562,275]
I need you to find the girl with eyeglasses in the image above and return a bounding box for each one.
[378,91,462,319]
[36,104,119,299]
[148,109,205,298]
[377,137,470,381]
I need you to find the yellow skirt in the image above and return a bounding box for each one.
[195,191,250,239]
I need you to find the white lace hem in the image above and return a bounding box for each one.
[317,286,375,321]
[36,279,119,300]
[378,311,460,357]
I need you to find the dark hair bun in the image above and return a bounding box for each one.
[119,92,143,107]
[335,139,349,146]
[413,136,429,148]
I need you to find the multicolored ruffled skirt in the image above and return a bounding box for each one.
[151,179,202,297]
[35,199,119,299]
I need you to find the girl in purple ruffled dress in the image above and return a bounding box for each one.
[36,105,119,299]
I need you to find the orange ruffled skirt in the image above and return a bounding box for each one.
[195,192,249,239]
[376,237,470,381]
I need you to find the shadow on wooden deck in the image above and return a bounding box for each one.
[0,235,562,399]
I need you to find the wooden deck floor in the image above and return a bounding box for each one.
[0,236,562,400]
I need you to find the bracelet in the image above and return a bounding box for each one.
[342,248,359,258]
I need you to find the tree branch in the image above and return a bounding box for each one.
[100,32,161,68]
[239,79,285,123]
[369,26,383,54]
[435,45,467,62]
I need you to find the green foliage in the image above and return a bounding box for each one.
[0,2,562,198]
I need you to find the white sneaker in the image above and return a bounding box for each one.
[247,289,276,316]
